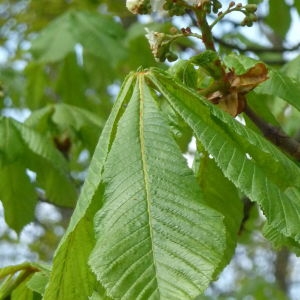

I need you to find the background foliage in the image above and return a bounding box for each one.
[1,0,300,299]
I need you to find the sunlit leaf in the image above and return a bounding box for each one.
[89,73,226,299]
[147,68,300,244]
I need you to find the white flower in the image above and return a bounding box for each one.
[145,28,166,61]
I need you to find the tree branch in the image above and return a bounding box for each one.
[244,105,300,160]
[213,36,300,54]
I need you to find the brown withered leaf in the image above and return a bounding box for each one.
[229,63,268,93]
[208,62,268,116]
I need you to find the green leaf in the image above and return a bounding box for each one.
[0,263,42,299]
[55,52,88,106]
[52,103,104,151]
[223,53,261,74]
[255,69,300,112]
[26,269,50,296]
[281,54,300,81]
[43,73,135,300]
[265,0,291,40]
[0,117,77,231]
[89,73,226,299]
[25,103,104,153]
[13,120,77,207]
[0,162,36,232]
[24,62,49,110]
[193,150,243,275]
[147,68,300,244]
[31,11,126,65]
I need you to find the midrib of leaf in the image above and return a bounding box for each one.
[89,71,226,300]
[138,76,160,296]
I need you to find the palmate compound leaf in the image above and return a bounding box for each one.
[89,73,226,300]
[43,74,135,300]
[147,69,300,245]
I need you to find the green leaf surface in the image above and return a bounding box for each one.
[43,74,135,300]
[223,53,261,74]
[26,270,49,296]
[147,69,300,244]
[193,151,243,275]
[265,0,291,40]
[0,262,42,299]
[0,117,77,230]
[13,120,77,207]
[55,52,88,106]
[89,74,226,299]
[31,11,126,65]
[282,54,300,81]
[255,69,300,112]
[0,162,36,232]
[24,62,49,110]
[43,204,100,300]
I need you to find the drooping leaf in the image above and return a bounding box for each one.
[0,263,42,299]
[193,149,243,275]
[0,117,77,231]
[55,52,88,106]
[43,74,135,300]
[24,62,49,110]
[147,68,300,245]
[89,73,226,299]
[0,162,36,232]
[25,103,104,153]
[265,0,291,40]
[13,120,77,207]
[31,10,126,65]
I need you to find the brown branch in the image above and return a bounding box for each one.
[213,36,300,54]
[275,248,290,293]
[244,105,300,160]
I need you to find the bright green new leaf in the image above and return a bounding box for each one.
[43,74,135,300]
[0,262,42,299]
[31,11,126,65]
[89,73,226,299]
[147,69,300,244]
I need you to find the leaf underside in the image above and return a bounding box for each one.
[89,74,226,300]
[147,68,300,244]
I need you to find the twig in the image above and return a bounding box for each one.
[244,105,300,160]
[213,36,300,54]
